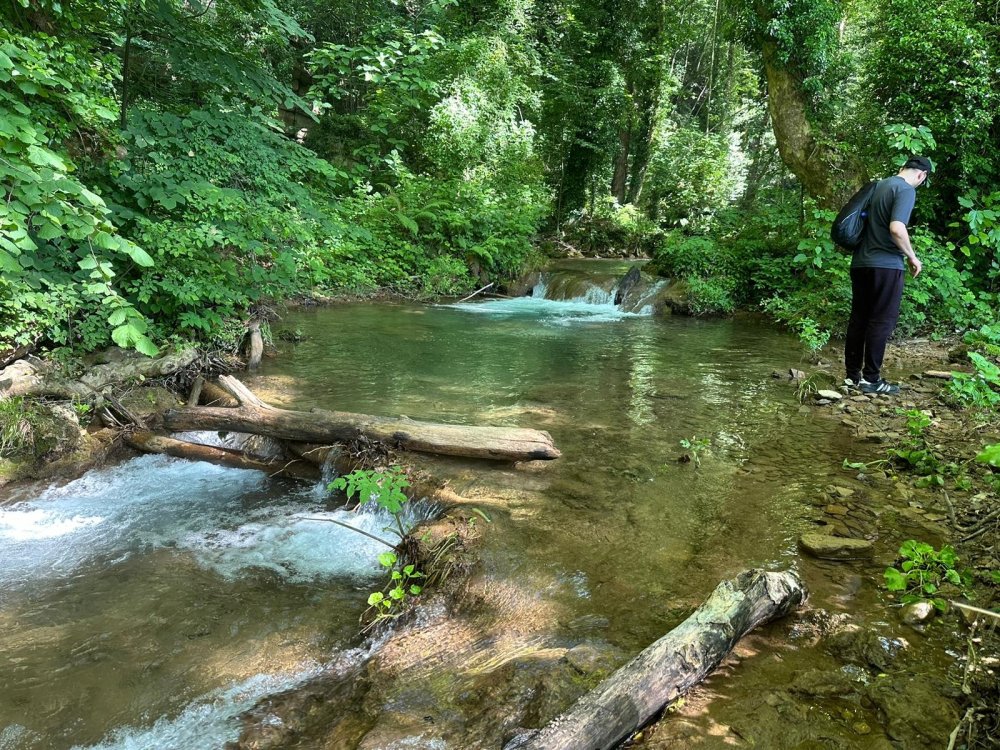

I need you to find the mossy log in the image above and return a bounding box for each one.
[0,348,199,400]
[164,376,561,462]
[506,569,807,750]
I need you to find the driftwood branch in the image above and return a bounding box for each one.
[186,375,205,407]
[246,321,264,371]
[507,569,807,750]
[457,282,495,303]
[164,375,561,462]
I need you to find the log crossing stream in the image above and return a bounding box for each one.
[0,261,953,748]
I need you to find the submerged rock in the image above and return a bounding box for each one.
[865,673,959,747]
[827,628,906,671]
[799,532,874,560]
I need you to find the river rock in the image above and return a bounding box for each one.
[828,628,906,671]
[788,668,858,697]
[923,370,952,380]
[815,389,844,402]
[799,533,873,560]
[865,673,959,747]
[901,601,937,625]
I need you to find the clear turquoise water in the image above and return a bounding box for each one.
[0,280,867,748]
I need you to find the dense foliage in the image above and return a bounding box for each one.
[1,0,998,356]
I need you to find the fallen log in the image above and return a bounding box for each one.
[126,431,321,481]
[506,569,807,750]
[0,347,199,400]
[164,375,561,462]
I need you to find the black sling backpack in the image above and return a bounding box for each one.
[831,180,879,251]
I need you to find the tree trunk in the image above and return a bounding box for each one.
[610,128,631,204]
[760,37,865,206]
[164,376,561,462]
[506,569,807,750]
[625,102,657,205]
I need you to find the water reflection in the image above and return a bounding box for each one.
[256,300,855,651]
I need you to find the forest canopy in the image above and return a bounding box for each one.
[1,0,998,355]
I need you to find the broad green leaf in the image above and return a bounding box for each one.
[367,592,384,606]
[121,243,155,267]
[26,145,66,170]
[134,336,159,357]
[883,567,907,591]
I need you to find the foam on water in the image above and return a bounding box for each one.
[182,503,437,582]
[0,454,266,587]
[73,662,325,750]
[445,296,651,324]
[0,454,433,589]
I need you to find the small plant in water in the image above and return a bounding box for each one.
[329,466,412,541]
[327,467,426,623]
[367,551,424,618]
[883,539,972,612]
[679,436,711,468]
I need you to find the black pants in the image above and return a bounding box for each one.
[844,267,904,382]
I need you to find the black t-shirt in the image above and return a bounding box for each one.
[852,175,916,271]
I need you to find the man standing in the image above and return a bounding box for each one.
[844,156,932,395]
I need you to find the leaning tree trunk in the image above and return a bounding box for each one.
[758,35,866,206]
[164,376,561,462]
[506,569,807,750]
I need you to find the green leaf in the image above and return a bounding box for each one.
[409,584,422,596]
[883,568,907,591]
[134,335,159,357]
[26,145,66,170]
[396,213,419,235]
[377,551,397,568]
[975,444,1000,467]
[121,243,155,267]
[367,592,384,606]
[389,586,405,600]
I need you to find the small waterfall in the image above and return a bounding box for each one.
[446,260,665,322]
[527,260,665,313]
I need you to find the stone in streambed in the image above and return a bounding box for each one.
[799,532,873,560]
[815,389,844,402]
[901,601,937,625]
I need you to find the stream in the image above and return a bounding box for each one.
[0,261,958,748]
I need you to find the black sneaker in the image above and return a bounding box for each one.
[844,376,865,389]
[861,379,899,395]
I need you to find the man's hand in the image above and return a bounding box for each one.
[907,255,922,277]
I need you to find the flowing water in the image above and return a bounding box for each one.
[1,261,910,748]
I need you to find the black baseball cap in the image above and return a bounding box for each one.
[904,156,933,173]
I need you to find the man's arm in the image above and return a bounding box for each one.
[889,220,922,277]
